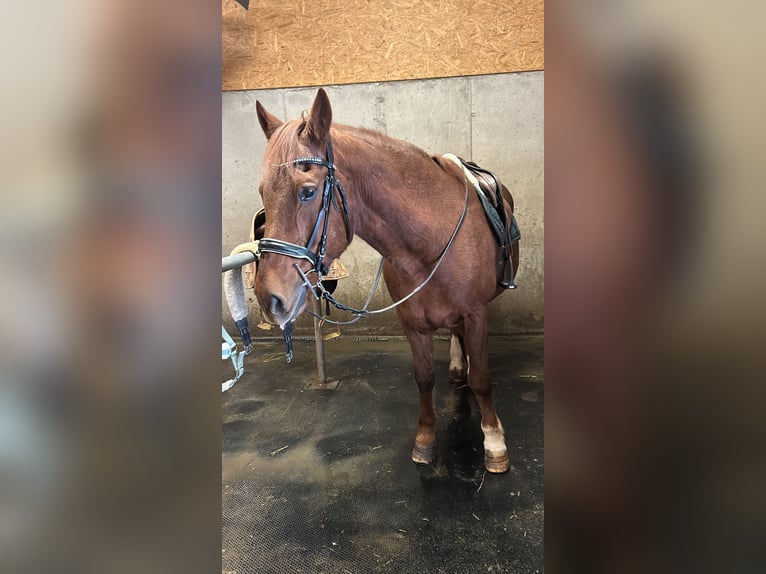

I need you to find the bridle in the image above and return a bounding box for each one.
[256,135,351,277]
[256,134,470,329]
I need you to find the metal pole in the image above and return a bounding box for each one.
[312,297,326,383]
[305,297,338,390]
[222,244,339,390]
[222,251,257,272]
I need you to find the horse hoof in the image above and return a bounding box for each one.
[485,451,510,473]
[411,443,434,465]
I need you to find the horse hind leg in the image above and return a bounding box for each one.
[448,333,467,386]
[444,332,472,418]
[404,328,437,466]
[463,310,510,473]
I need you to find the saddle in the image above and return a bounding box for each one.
[441,154,520,289]
[242,209,266,289]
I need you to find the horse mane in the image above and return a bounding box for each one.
[262,119,433,174]
[334,124,432,162]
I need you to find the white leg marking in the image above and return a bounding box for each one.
[449,334,464,373]
[481,420,507,454]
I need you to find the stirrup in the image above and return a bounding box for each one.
[319,317,342,340]
[499,254,517,289]
[256,308,272,331]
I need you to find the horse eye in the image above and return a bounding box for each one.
[299,187,318,202]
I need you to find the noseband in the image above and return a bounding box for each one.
[256,136,351,277]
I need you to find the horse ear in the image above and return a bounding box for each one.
[256,101,283,140]
[304,88,332,145]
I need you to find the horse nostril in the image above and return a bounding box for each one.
[269,294,286,316]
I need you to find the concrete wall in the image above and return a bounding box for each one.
[223,72,543,335]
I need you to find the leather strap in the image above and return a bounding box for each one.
[259,136,351,276]
[257,238,318,266]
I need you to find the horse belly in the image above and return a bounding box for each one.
[383,232,498,332]
[395,279,479,332]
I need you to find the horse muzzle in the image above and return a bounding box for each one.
[256,279,308,329]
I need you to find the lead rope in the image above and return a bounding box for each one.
[303,177,470,326]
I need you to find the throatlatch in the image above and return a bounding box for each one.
[256,135,351,276]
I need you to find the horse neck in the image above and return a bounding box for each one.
[333,128,459,269]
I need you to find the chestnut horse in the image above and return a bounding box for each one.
[253,89,519,473]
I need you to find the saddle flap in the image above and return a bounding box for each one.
[323,258,349,280]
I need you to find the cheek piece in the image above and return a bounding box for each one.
[257,135,351,277]
[255,136,351,362]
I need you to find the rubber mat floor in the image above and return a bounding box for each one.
[222,335,543,573]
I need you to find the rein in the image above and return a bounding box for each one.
[305,177,469,326]
[257,135,470,331]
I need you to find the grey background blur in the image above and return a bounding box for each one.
[222,72,544,334]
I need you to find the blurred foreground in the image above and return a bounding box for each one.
[0,2,220,573]
[546,1,766,572]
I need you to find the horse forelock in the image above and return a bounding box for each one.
[261,120,305,175]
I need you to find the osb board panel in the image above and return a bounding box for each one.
[222,0,544,91]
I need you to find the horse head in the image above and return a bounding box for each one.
[254,89,352,327]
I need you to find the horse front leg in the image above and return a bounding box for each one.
[404,328,436,465]
[464,310,510,473]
